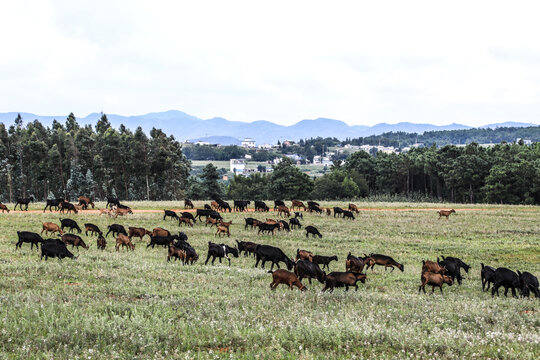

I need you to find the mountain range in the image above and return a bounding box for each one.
[0,110,537,145]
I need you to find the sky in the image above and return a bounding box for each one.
[1,0,540,126]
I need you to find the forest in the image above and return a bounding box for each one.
[1,114,539,204]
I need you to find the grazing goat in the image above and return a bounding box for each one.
[164,210,179,220]
[440,256,471,273]
[106,196,120,209]
[342,210,355,220]
[269,269,306,291]
[255,244,294,271]
[0,203,9,213]
[99,208,113,216]
[97,235,106,250]
[42,222,64,236]
[215,225,231,237]
[255,200,269,212]
[322,272,366,292]
[365,254,404,272]
[180,212,196,223]
[348,203,359,214]
[234,200,250,212]
[114,207,132,217]
[419,272,453,294]
[116,234,135,251]
[480,263,496,291]
[61,234,89,250]
[491,267,520,297]
[59,201,78,214]
[422,260,446,275]
[517,271,540,298]
[296,249,314,262]
[313,254,338,271]
[106,224,127,238]
[257,222,280,235]
[152,227,170,237]
[291,200,306,211]
[205,242,239,266]
[184,199,194,209]
[206,217,220,227]
[16,231,43,250]
[41,239,75,260]
[294,259,325,284]
[84,223,102,236]
[128,227,152,241]
[289,217,302,229]
[274,200,285,211]
[60,218,82,234]
[244,218,262,230]
[294,212,303,219]
[437,257,463,285]
[179,217,194,227]
[305,226,322,238]
[168,245,187,263]
[236,240,258,257]
[333,207,343,217]
[438,209,456,219]
[346,253,366,273]
[147,236,176,249]
[277,205,290,217]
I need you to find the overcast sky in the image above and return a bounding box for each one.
[2,1,540,126]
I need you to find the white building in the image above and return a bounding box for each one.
[230,159,246,174]
[241,138,256,148]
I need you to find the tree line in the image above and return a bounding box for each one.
[0,113,190,202]
[219,143,540,204]
[2,114,539,205]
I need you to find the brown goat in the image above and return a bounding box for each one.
[269,269,306,291]
[422,260,446,274]
[61,234,89,250]
[206,217,220,227]
[277,205,291,217]
[179,217,194,227]
[419,272,453,294]
[296,249,314,262]
[348,203,359,214]
[116,234,135,251]
[98,208,113,216]
[265,218,278,225]
[97,235,106,250]
[211,200,220,211]
[322,272,367,292]
[0,203,10,213]
[41,222,64,236]
[219,220,233,229]
[73,204,85,212]
[365,254,404,272]
[324,207,332,216]
[128,227,152,241]
[291,200,306,211]
[152,227,170,237]
[114,207,133,218]
[167,245,186,263]
[438,209,456,219]
[215,225,230,237]
[346,253,365,273]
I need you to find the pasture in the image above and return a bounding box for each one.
[0,201,539,359]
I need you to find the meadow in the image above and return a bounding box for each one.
[0,201,539,359]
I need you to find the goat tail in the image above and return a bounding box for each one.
[267,270,274,274]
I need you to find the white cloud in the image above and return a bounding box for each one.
[1,0,540,126]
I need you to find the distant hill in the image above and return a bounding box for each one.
[0,110,537,144]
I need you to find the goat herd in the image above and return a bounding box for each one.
[7,197,540,299]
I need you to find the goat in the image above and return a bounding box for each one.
[438,209,456,219]
[419,272,453,294]
[269,269,306,291]
[116,234,135,251]
[41,222,64,236]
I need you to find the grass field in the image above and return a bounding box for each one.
[0,201,539,359]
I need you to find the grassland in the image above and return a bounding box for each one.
[0,201,539,359]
